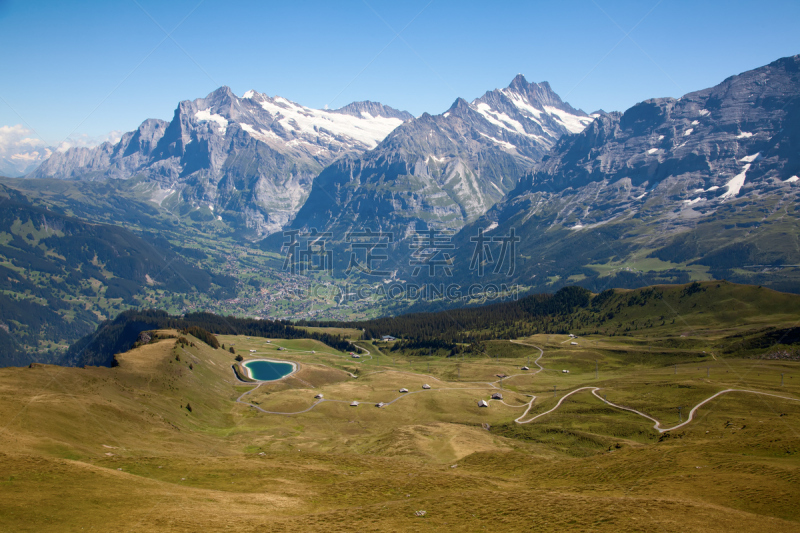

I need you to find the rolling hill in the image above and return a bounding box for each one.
[0,284,799,530]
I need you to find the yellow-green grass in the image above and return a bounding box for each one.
[0,328,799,531]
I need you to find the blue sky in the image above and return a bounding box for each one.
[1,0,799,147]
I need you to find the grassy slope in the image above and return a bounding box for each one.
[0,307,798,531]
[364,281,800,364]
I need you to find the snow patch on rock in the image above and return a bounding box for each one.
[195,109,228,134]
[721,164,750,199]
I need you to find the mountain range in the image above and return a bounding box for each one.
[284,75,595,266]
[26,77,594,242]
[15,56,800,292]
[445,54,800,294]
[29,88,413,236]
[3,54,800,367]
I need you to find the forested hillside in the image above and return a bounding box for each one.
[0,184,235,366]
[300,281,800,357]
[64,309,363,367]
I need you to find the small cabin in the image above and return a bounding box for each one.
[562,369,570,373]
[351,354,361,359]
[477,400,489,407]
[350,401,359,407]
[249,349,257,352]
[381,335,396,341]
[491,392,503,400]
[422,384,431,390]
[570,341,578,345]
[266,340,271,343]
[399,388,408,393]
[521,366,529,371]
[375,402,385,408]
[315,393,324,399]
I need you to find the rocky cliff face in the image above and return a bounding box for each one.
[30,88,412,236]
[447,55,800,294]
[285,75,594,267]
[531,54,800,199]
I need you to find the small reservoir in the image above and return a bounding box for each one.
[242,359,296,381]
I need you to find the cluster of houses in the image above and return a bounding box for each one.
[305,332,582,413]
[319,383,436,409]
[478,391,505,407]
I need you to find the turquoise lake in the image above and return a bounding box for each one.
[243,360,295,381]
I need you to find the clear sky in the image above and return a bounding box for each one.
[1,0,799,148]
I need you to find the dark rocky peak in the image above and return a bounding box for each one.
[205,85,236,102]
[197,86,239,112]
[194,86,242,119]
[121,118,169,158]
[619,98,676,134]
[445,97,473,117]
[507,73,530,92]
[501,75,585,115]
[332,101,413,121]
[566,111,622,147]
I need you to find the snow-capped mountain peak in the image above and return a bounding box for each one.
[287,75,598,254]
[234,90,410,151]
[184,88,413,156]
[29,87,414,237]
[466,75,594,143]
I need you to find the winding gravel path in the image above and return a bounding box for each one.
[590,387,800,433]
[233,339,800,430]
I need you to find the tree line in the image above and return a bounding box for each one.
[297,286,594,347]
[63,309,363,367]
